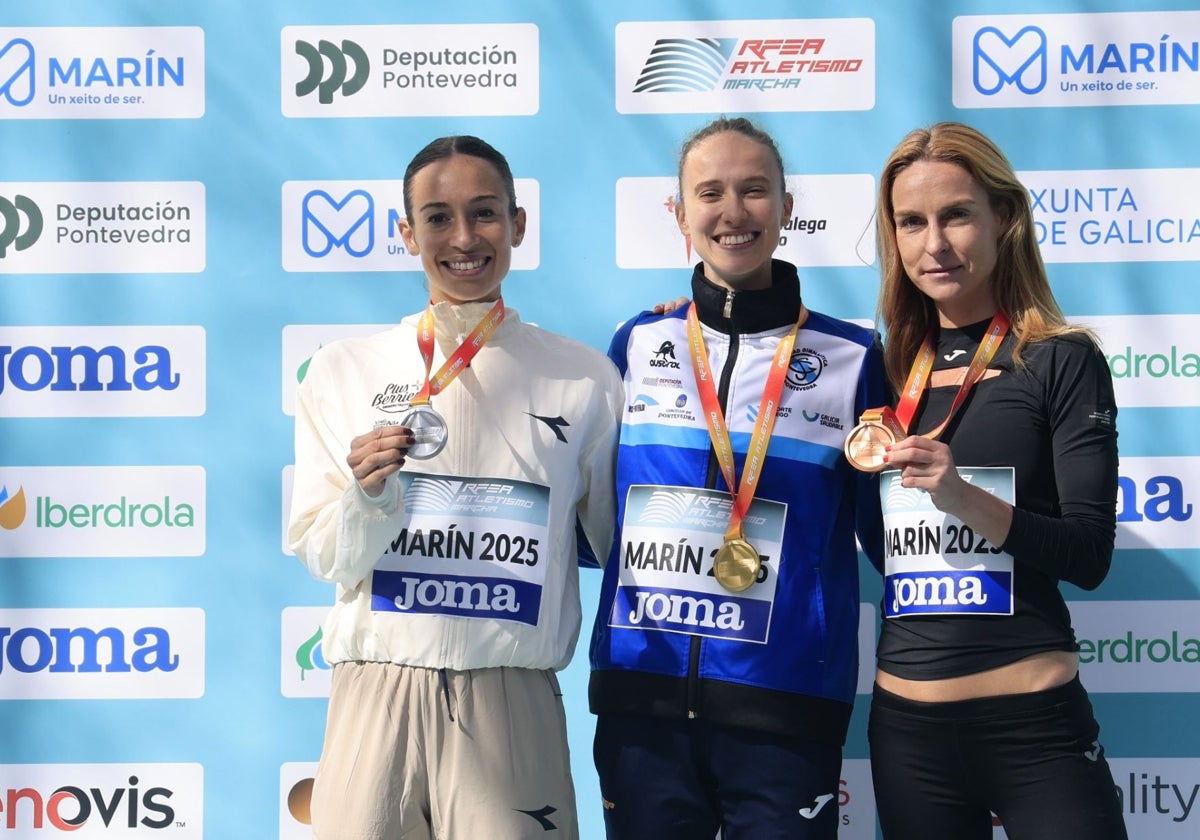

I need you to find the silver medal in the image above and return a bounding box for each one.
[399,404,448,460]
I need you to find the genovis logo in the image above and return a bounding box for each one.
[0,762,203,836]
[0,608,204,699]
[953,11,1200,108]
[1115,457,1196,550]
[281,179,540,273]
[0,181,205,274]
[282,24,538,117]
[614,174,875,268]
[0,466,205,557]
[0,326,205,417]
[1019,168,1200,263]
[1084,314,1200,407]
[616,19,874,114]
[280,607,332,698]
[1073,602,1199,693]
[0,27,205,119]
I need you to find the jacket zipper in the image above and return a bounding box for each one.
[687,289,739,718]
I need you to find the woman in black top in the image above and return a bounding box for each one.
[868,122,1127,839]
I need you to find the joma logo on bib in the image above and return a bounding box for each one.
[394,576,520,613]
[628,590,745,631]
[371,570,543,626]
[887,570,1014,617]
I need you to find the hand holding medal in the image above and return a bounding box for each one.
[845,313,1010,471]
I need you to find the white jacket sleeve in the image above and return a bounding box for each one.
[287,351,407,590]
[575,362,624,569]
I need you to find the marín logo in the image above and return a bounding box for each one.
[0,37,35,106]
[302,189,374,258]
[972,25,1048,95]
[0,484,25,529]
[295,626,329,681]
[295,39,370,103]
[633,38,736,92]
[0,194,43,257]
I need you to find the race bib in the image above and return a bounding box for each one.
[371,472,551,626]
[881,467,1015,618]
[609,484,787,643]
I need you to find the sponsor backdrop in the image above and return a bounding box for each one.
[0,0,1196,837]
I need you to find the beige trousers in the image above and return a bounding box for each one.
[310,662,579,840]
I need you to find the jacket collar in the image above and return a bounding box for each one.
[689,259,803,334]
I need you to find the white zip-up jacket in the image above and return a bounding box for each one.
[289,301,623,672]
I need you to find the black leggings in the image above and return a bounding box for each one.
[868,676,1128,840]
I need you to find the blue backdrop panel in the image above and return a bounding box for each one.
[1,1,1196,838]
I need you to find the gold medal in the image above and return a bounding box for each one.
[843,419,896,473]
[713,538,760,592]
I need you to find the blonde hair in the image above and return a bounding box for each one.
[875,122,1088,392]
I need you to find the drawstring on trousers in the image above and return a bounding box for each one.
[438,668,456,722]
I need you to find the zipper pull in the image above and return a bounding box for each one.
[723,290,734,319]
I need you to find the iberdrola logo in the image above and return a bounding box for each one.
[0,484,27,530]
[296,625,330,680]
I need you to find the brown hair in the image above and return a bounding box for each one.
[678,116,786,198]
[402,135,518,223]
[875,121,1087,391]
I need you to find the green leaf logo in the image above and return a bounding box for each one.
[296,626,328,680]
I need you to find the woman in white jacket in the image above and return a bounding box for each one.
[288,135,623,840]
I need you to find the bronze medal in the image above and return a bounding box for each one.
[713,537,760,592]
[843,419,896,473]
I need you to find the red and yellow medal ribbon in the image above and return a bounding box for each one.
[686,301,807,545]
[410,297,505,407]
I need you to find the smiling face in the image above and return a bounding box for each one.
[675,130,793,292]
[890,159,1007,327]
[399,153,526,305]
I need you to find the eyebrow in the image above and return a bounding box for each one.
[892,195,980,216]
[416,194,505,213]
[690,176,772,191]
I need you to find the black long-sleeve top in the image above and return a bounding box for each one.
[876,318,1119,680]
